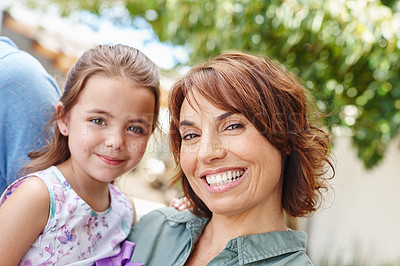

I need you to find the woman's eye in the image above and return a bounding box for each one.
[128,126,144,134]
[91,118,106,125]
[182,133,199,141]
[226,123,244,130]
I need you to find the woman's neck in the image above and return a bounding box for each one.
[207,207,287,242]
[185,207,287,266]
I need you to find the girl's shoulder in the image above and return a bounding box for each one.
[0,166,58,206]
[0,175,50,265]
[109,183,134,214]
[1,175,49,205]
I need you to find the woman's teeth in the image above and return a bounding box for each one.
[205,170,244,187]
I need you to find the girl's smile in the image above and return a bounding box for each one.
[57,75,155,185]
[96,154,125,166]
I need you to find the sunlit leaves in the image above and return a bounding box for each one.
[16,0,400,169]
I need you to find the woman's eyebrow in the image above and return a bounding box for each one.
[180,112,233,126]
[179,120,194,126]
[216,112,233,122]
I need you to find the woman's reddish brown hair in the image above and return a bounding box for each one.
[168,51,334,218]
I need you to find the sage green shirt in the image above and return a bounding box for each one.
[128,207,312,265]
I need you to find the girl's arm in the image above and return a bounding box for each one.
[0,177,50,265]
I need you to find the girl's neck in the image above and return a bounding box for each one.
[56,160,111,212]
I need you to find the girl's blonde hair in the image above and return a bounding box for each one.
[24,44,160,174]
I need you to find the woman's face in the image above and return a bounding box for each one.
[179,91,283,218]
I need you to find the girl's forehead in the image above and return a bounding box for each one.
[72,76,155,116]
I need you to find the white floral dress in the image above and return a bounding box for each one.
[0,166,134,266]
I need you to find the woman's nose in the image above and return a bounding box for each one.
[197,132,226,163]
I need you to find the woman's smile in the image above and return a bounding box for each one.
[200,168,247,193]
[204,168,245,187]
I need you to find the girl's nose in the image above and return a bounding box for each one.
[105,129,125,150]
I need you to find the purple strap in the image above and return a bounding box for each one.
[93,241,143,266]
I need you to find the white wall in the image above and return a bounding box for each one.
[307,135,400,265]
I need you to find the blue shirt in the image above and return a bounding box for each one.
[129,207,313,265]
[0,36,61,193]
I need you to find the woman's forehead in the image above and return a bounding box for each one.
[180,94,239,125]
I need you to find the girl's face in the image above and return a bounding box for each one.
[57,75,155,184]
[178,91,283,218]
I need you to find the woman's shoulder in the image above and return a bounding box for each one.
[128,207,207,240]
[238,230,312,265]
[136,207,195,226]
[141,207,209,225]
[128,207,203,265]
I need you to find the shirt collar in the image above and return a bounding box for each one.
[235,230,307,264]
[164,209,209,228]
[163,208,307,264]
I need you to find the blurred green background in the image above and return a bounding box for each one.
[2,1,400,265]
[15,0,400,170]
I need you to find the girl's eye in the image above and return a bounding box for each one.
[182,133,199,141]
[91,118,106,125]
[128,126,144,134]
[226,123,244,130]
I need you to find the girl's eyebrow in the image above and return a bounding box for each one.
[179,112,233,127]
[87,109,151,126]
[129,118,151,126]
[87,109,114,118]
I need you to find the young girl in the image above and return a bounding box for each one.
[0,44,160,265]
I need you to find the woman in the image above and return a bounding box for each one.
[129,52,334,265]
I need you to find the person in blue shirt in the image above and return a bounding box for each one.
[0,36,61,193]
[129,52,335,265]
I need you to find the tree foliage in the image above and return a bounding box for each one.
[20,0,400,169]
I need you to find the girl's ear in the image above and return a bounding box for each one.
[56,102,69,136]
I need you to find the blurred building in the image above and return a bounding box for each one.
[307,134,400,265]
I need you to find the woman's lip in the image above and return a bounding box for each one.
[97,154,125,166]
[199,167,246,178]
[202,169,248,193]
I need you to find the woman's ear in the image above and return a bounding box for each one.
[56,102,69,136]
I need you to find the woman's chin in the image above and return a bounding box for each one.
[204,200,246,217]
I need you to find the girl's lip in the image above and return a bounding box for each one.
[97,154,124,166]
